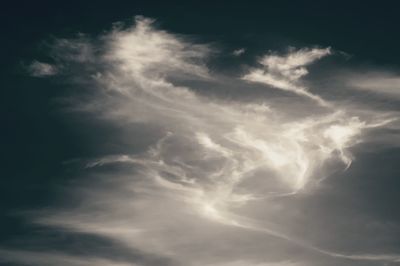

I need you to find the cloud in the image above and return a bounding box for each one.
[232,48,246,56]
[347,71,400,98]
[12,16,400,266]
[105,16,210,80]
[242,48,331,106]
[28,60,57,77]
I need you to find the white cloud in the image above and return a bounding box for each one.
[242,48,331,106]
[105,17,210,80]
[21,17,400,266]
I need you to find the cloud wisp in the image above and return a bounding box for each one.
[347,71,400,99]
[232,48,246,56]
[6,17,400,266]
[242,47,331,106]
[27,60,58,77]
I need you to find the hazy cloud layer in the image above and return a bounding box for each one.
[5,17,400,266]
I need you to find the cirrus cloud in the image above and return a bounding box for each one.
[9,16,400,266]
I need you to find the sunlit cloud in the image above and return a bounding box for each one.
[12,16,400,266]
[242,48,331,106]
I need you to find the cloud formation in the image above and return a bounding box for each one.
[232,48,246,56]
[27,60,58,77]
[242,48,331,106]
[347,71,400,99]
[6,16,400,266]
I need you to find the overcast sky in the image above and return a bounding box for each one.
[1,2,400,266]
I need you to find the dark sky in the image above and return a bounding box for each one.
[1,1,400,266]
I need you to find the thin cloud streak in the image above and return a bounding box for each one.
[242,48,331,106]
[347,71,400,98]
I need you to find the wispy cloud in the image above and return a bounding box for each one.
[12,16,400,266]
[232,48,246,56]
[347,71,400,98]
[27,60,58,77]
[242,48,331,106]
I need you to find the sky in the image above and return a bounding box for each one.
[1,1,400,266]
